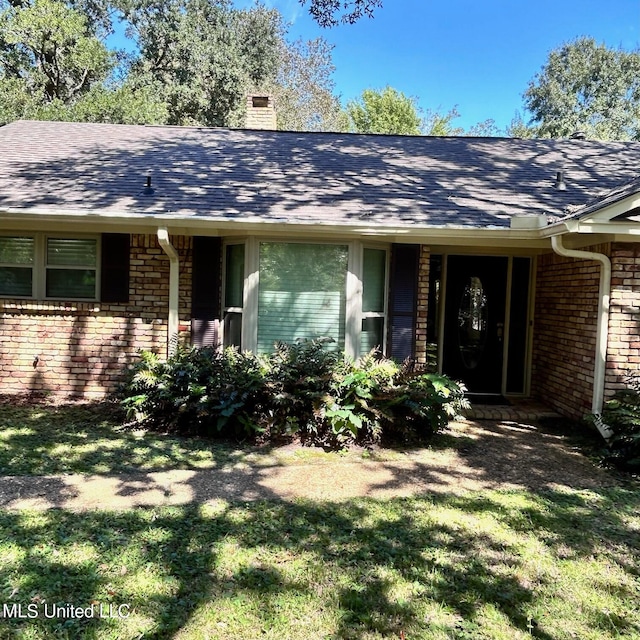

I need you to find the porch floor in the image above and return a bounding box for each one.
[461,397,561,422]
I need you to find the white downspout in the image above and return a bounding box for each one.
[157,227,179,357]
[550,234,613,439]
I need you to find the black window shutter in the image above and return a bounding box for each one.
[100,233,130,303]
[191,236,222,347]
[388,244,419,362]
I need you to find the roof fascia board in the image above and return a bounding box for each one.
[581,192,640,223]
[564,192,640,225]
[0,208,548,246]
[576,222,640,236]
[561,233,612,250]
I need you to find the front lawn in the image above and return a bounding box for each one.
[0,489,638,639]
[0,402,454,477]
[1,401,638,639]
[0,402,240,476]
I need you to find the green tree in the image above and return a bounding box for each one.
[0,0,111,103]
[505,111,536,138]
[423,106,463,136]
[524,37,640,140]
[0,0,166,124]
[119,0,345,130]
[119,0,283,127]
[347,86,422,135]
[269,37,347,132]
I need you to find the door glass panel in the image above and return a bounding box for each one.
[458,276,488,370]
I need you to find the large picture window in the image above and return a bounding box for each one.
[222,239,389,357]
[0,234,99,300]
[258,243,349,353]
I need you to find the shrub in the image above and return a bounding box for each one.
[118,341,468,447]
[599,373,640,471]
[374,361,469,442]
[120,346,268,437]
[263,338,338,439]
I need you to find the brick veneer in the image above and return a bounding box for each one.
[414,245,430,364]
[532,244,609,418]
[604,243,640,398]
[0,234,192,398]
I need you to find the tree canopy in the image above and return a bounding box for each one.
[0,0,348,129]
[523,37,640,141]
[346,87,499,137]
[300,0,382,28]
[346,86,422,135]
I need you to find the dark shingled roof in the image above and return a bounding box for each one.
[2,120,640,229]
[560,175,640,220]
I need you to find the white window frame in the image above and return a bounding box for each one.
[223,236,390,358]
[360,244,390,357]
[0,232,100,301]
[221,239,247,348]
[0,235,36,298]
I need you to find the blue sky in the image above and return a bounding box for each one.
[238,0,640,132]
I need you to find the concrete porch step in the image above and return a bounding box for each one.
[461,398,561,422]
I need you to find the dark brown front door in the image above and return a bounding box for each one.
[443,256,508,394]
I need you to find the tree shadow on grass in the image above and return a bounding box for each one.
[0,399,255,476]
[1,486,638,639]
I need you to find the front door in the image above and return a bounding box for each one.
[443,256,508,394]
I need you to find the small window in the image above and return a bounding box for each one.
[223,243,245,348]
[361,247,387,354]
[0,236,34,297]
[45,238,97,299]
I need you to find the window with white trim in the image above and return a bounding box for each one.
[0,236,34,297]
[223,242,245,347]
[46,237,97,299]
[0,234,99,300]
[257,242,349,353]
[361,247,387,354]
[222,239,389,357]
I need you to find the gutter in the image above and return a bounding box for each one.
[157,227,179,357]
[550,234,613,439]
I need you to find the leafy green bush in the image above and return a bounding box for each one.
[118,341,468,447]
[600,374,640,470]
[120,346,269,437]
[263,339,338,439]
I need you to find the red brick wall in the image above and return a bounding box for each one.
[415,245,430,364]
[532,245,609,418]
[605,243,640,398]
[0,234,193,398]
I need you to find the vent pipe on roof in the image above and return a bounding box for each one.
[554,171,567,191]
[570,131,587,140]
[142,175,154,196]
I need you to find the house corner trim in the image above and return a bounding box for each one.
[157,227,179,357]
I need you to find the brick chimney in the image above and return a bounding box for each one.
[245,94,277,130]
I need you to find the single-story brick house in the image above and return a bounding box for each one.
[2,105,640,430]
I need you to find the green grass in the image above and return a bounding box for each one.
[0,488,638,639]
[1,402,638,638]
[0,402,442,477]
